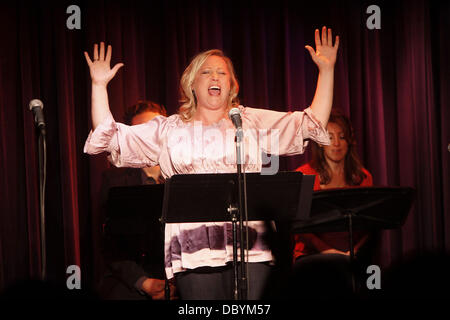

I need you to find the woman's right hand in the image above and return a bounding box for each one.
[84,42,124,86]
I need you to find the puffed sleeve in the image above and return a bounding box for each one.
[241,106,330,156]
[83,114,167,168]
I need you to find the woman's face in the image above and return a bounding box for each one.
[323,122,349,164]
[131,111,160,125]
[192,55,231,112]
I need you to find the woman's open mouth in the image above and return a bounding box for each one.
[208,85,221,96]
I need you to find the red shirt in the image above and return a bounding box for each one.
[293,162,373,260]
[295,162,373,191]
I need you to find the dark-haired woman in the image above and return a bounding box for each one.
[292,110,374,297]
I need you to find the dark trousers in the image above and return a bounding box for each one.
[175,262,272,300]
[287,254,356,299]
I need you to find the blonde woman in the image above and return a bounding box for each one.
[84,27,339,299]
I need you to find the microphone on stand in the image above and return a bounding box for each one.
[228,106,249,300]
[29,99,46,134]
[228,107,242,130]
[29,98,47,281]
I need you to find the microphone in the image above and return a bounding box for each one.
[228,107,242,130]
[29,99,46,133]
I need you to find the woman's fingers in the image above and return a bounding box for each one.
[334,35,340,49]
[93,43,99,61]
[327,28,332,46]
[321,26,327,46]
[111,63,124,76]
[315,28,321,47]
[305,45,316,59]
[90,42,113,61]
[316,27,337,48]
[105,44,112,63]
[89,42,112,63]
[84,51,93,66]
[99,42,105,61]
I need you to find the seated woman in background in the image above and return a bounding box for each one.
[295,108,373,259]
[291,109,374,297]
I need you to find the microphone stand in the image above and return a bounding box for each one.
[37,127,47,281]
[234,127,248,300]
[29,100,47,281]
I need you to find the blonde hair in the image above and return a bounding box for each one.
[178,49,240,121]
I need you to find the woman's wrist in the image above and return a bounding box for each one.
[92,81,108,89]
[318,66,335,75]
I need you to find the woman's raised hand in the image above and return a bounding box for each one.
[305,26,339,71]
[84,42,124,86]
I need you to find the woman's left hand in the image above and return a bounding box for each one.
[305,26,339,71]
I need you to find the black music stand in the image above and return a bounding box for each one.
[161,171,315,300]
[292,187,415,246]
[292,186,415,292]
